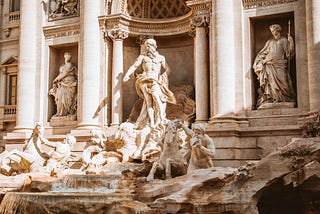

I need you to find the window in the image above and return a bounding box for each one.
[8,75,17,105]
[10,0,20,12]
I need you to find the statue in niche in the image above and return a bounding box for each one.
[49,52,77,118]
[253,24,295,109]
[123,38,176,129]
[49,0,78,19]
[177,122,216,173]
[0,123,76,176]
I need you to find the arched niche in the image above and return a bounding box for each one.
[101,0,199,121]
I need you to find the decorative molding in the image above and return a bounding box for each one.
[99,11,193,37]
[186,0,212,15]
[43,23,80,39]
[107,26,129,41]
[242,0,298,10]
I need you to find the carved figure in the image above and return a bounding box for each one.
[123,38,176,129]
[81,130,122,174]
[0,123,76,176]
[50,0,78,17]
[40,134,76,175]
[253,24,295,108]
[49,52,77,117]
[178,122,216,173]
[146,120,187,181]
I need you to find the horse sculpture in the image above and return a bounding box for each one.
[146,120,187,181]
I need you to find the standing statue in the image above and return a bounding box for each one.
[123,38,176,129]
[178,122,216,173]
[49,52,77,117]
[253,24,295,108]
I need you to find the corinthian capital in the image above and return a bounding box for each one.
[190,14,210,28]
[107,27,129,41]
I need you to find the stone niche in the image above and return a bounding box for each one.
[122,35,194,121]
[48,44,78,124]
[250,12,296,109]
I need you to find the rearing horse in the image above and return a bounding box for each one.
[146,120,187,181]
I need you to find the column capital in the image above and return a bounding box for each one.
[107,26,129,41]
[190,14,210,28]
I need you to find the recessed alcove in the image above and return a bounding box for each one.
[250,12,296,109]
[48,43,78,122]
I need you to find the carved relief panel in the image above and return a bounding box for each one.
[48,0,79,21]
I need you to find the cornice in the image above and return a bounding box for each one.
[43,22,80,39]
[242,0,298,10]
[99,11,193,37]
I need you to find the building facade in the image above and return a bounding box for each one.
[0,0,319,167]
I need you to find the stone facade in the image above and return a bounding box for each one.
[0,0,318,167]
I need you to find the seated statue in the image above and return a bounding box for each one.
[0,123,76,176]
[178,122,216,173]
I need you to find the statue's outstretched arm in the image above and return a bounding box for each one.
[123,55,144,82]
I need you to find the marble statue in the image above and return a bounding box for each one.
[253,24,295,108]
[0,123,76,176]
[39,134,76,175]
[49,52,77,117]
[146,120,187,181]
[178,122,216,173]
[112,38,177,162]
[81,130,122,174]
[123,38,176,129]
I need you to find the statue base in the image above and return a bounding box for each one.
[258,102,295,110]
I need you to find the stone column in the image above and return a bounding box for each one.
[77,0,101,129]
[190,15,210,122]
[14,0,39,132]
[108,27,128,125]
[209,0,242,118]
[0,68,6,106]
[306,0,320,112]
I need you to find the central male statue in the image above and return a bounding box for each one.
[123,38,176,129]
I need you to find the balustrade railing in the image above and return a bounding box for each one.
[4,105,16,116]
[8,11,20,22]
